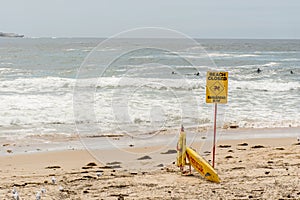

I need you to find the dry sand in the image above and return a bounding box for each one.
[0,132,300,199]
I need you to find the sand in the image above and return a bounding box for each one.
[0,129,300,199]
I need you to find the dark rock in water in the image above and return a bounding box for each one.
[137,155,152,160]
[157,164,164,167]
[225,155,233,159]
[161,149,177,154]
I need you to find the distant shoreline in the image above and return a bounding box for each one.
[0,32,24,38]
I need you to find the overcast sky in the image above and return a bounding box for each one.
[0,0,299,38]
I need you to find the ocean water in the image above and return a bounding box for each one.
[0,38,299,138]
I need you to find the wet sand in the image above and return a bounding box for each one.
[0,129,300,199]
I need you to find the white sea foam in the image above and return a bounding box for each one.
[0,77,74,93]
[1,73,299,138]
[96,77,204,90]
[281,58,300,62]
[230,79,300,92]
[64,48,77,52]
[208,52,258,58]
[263,62,279,67]
[0,62,13,65]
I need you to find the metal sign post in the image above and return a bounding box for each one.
[212,103,217,168]
[206,71,228,168]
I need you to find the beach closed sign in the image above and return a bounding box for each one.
[206,71,228,104]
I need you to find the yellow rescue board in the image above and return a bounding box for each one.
[176,130,186,167]
[186,147,220,183]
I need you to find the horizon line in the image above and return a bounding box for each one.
[10,36,300,40]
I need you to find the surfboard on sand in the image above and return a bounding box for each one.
[186,147,220,183]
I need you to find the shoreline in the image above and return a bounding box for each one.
[1,126,299,156]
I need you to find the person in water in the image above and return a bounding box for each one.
[257,68,261,73]
[290,70,294,74]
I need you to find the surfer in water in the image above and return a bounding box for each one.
[257,68,261,73]
[177,125,191,174]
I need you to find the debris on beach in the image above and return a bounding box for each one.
[58,185,64,192]
[137,155,152,160]
[6,149,13,153]
[12,186,17,194]
[96,171,103,177]
[229,124,239,129]
[82,162,98,169]
[238,143,249,146]
[251,145,265,149]
[36,191,41,200]
[41,188,46,193]
[45,165,61,169]
[12,191,19,200]
[105,161,122,169]
[86,162,97,167]
[51,176,56,184]
[218,144,232,148]
[225,155,233,159]
[160,149,177,154]
[157,163,164,167]
[106,161,122,165]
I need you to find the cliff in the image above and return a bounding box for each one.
[0,32,24,38]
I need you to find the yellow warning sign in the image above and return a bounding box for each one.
[206,71,228,104]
